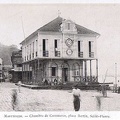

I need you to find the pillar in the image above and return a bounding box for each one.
[28,62,30,83]
[90,60,92,82]
[34,60,36,84]
[96,59,98,82]
[80,60,83,82]
[84,60,87,82]
[21,63,23,82]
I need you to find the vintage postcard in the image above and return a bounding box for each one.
[0,0,120,120]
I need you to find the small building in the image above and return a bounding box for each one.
[10,50,22,83]
[20,16,100,85]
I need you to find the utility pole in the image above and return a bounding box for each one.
[21,16,26,83]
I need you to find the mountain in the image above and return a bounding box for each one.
[0,43,19,65]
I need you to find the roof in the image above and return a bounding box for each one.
[39,17,99,35]
[39,17,63,32]
[20,16,100,44]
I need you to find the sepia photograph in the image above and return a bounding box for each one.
[0,1,120,117]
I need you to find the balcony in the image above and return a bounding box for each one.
[55,51,60,57]
[78,52,83,57]
[32,53,34,58]
[89,52,94,58]
[36,51,38,57]
[43,51,49,57]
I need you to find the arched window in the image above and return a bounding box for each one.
[50,62,58,77]
[73,63,80,76]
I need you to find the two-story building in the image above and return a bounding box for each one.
[10,50,23,83]
[20,16,100,85]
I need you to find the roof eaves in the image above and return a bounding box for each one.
[20,30,38,44]
[76,23,100,36]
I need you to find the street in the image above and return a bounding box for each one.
[0,82,120,111]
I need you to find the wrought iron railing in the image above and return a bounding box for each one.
[43,51,49,57]
[55,51,60,57]
[78,52,83,57]
[89,52,94,58]
[36,52,38,57]
[32,53,34,58]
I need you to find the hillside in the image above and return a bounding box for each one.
[0,43,19,65]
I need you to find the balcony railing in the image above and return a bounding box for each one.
[32,53,34,58]
[78,52,83,57]
[43,51,49,57]
[89,52,94,58]
[29,54,31,60]
[55,51,60,57]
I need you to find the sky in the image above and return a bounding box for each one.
[0,3,120,83]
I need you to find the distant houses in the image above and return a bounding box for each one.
[0,58,3,81]
[9,50,22,83]
[19,16,100,86]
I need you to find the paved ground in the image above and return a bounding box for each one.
[0,82,120,111]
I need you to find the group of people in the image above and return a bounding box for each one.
[42,78,60,86]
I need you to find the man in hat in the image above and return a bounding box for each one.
[72,84,81,111]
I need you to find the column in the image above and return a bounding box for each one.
[34,60,36,84]
[90,60,92,82]
[22,64,23,82]
[80,60,83,82]
[23,64,25,83]
[37,59,39,83]
[25,63,27,83]
[27,63,29,83]
[84,60,87,82]
[96,59,98,82]
[28,62,30,83]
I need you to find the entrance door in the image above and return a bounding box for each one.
[62,68,68,82]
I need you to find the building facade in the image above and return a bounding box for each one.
[20,17,100,85]
[10,50,23,83]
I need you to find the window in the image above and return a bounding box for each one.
[78,41,81,52]
[43,39,46,51]
[78,41,83,57]
[36,40,38,51]
[89,41,92,53]
[76,70,79,76]
[33,42,34,52]
[78,41,83,52]
[36,51,38,57]
[29,44,31,59]
[68,23,70,30]
[51,67,56,76]
[89,41,94,57]
[55,40,57,49]
[32,42,34,58]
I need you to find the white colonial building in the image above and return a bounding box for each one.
[20,16,100,85]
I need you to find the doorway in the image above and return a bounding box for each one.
[62,68,68,82]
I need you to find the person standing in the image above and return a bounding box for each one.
[72,85,81,111]
[18,81,22,93]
